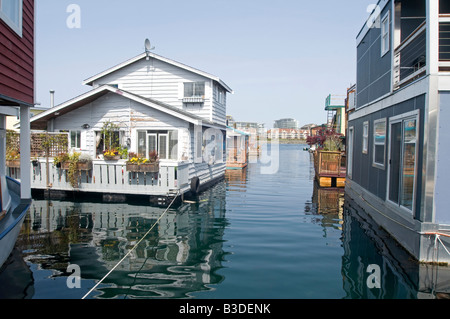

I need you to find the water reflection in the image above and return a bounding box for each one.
[2,144,450,299]
[14,183,228,299]
[343,195,450,299]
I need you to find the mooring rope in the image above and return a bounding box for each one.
[81,191,180,299]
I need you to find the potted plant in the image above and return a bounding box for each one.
[77,153,93,171]
[54,152,70,169]
[126,152,141,172]
[139,150,159,173]
[103,149,120,160]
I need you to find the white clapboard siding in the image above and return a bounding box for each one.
[90,58,219,124]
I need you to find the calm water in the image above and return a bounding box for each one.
[0,144,448,299]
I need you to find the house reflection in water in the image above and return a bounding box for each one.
[343,196,450,299]
[16,183,228,299]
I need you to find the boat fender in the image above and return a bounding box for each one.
[190,177,200,195]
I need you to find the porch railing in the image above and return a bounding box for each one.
[10,160,190,196]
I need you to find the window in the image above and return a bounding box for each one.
[362,122,369,154]
[71,131,81,149]
[96,130,123,157]
[137,130,178,161]
[373,118,386,168]
[347,127,354,179]
[0,0,23,36]
[381,12,390,56]
[184,82,205,98]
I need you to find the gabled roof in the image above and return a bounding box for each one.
[82,52,233,94]
[29,85,225,130]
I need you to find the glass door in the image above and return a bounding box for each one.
[387,114,418,213]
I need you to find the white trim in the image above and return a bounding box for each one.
[0,0,23,37]
[373,118,387,169]
[347,126,354,179]
[30,85,205,127]
[362,121,369,154]
[381,11,390,57]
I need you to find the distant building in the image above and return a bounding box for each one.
[267,128,309,140]
[274,118,299,129]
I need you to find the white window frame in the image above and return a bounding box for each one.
[386,110,419,215]
[70,130,81,149]
[347,126,354,179]
[362,121,369,154]
[381,11,390,57]
[0,0,23,37]
[373,118,387,169]
[184,82,205,98]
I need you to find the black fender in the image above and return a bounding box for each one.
[190,177,200,195]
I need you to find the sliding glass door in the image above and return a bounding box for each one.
[387,112,418,213]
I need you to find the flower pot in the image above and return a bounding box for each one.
[104,155,120,161]
[77,161,92,171]
[126,163,140,172]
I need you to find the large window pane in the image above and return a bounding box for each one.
[400,119,417,210]
[373,119,386,167]
[169,130,178,160]
[1,0,20,25]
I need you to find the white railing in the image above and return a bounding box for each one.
[20,159,190,196]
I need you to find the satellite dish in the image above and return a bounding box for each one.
[145,39,151,52]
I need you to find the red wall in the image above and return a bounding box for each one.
[0,0,34,106]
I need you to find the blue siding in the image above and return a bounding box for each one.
[348,94,425,220]
[356,2,392,108]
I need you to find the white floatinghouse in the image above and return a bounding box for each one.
[27,46,233,203]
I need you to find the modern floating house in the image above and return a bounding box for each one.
[26,45,233,204]
[345,0,450,263]
[0,0,34,267]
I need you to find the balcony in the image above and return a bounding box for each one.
[439,18,450,71]
[393,22,427,90]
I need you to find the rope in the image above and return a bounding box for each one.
[81,191,180,299]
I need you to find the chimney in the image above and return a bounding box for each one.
[50,90,55,108]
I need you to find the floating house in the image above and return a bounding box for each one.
[226,126,249,170]
[345,0,450,263]
[26,46,233,203]
[0,0,34,267]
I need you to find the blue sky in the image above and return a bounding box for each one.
[35,0,375,128]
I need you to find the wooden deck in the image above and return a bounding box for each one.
[313,151,346,188]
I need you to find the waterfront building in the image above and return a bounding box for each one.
[345,0,450,263]
[273,118,299,129]
[25,45,232,203]
[0,0,34,267]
